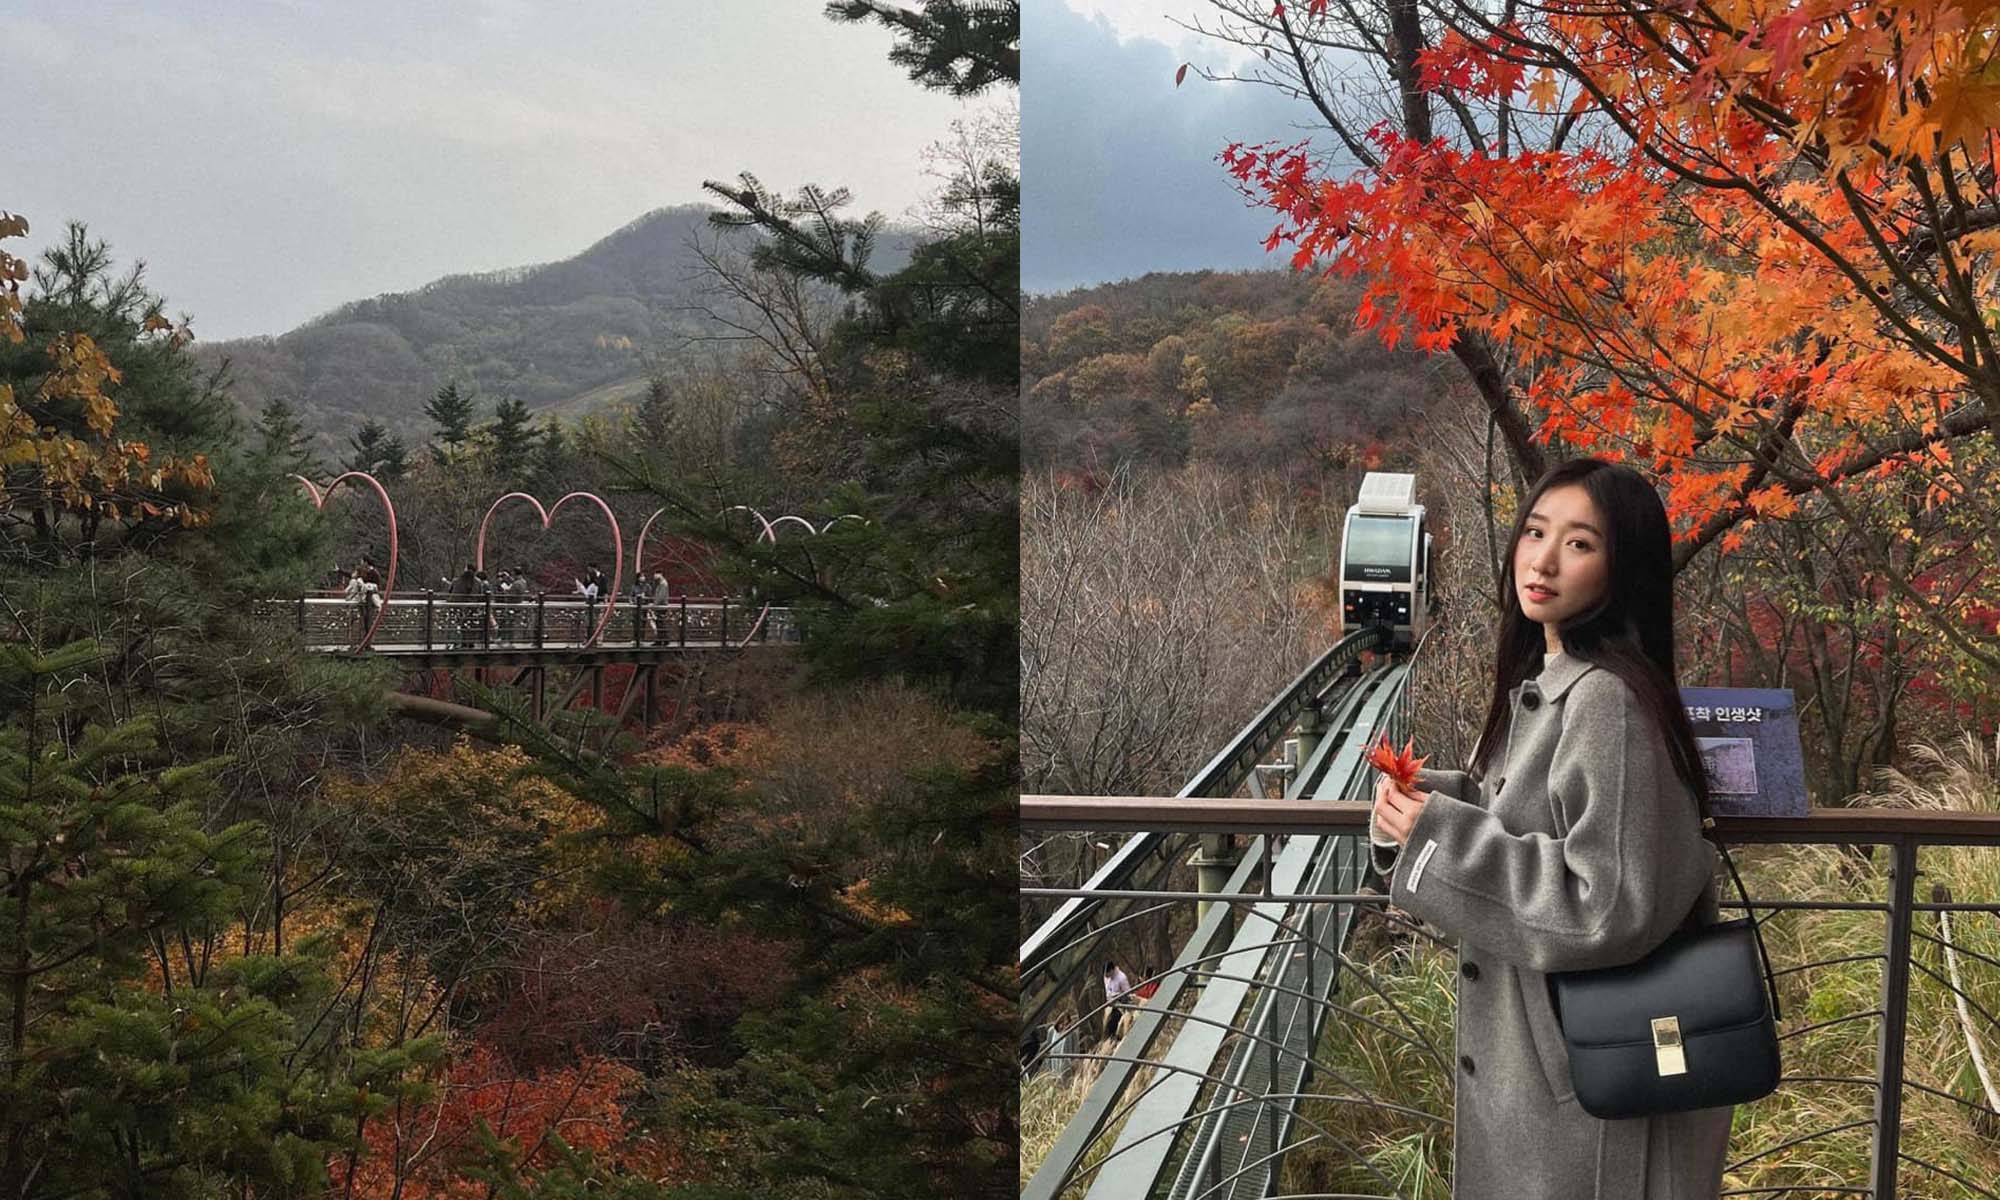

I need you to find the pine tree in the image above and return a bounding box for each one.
[0,640,368,1196]
[490,394,538,469]
[686,204,1021,1192]
[345,418,409,480]
[635,376,676,447]
[0,226,434,1198]
[703,175,883,293]
[704,97,1018,716]
[8,222,239,456]
[706,159,1016,395]
[424,379,478,465]
[1,222,233,552]
[532,415,569,491]
[872,157,1018,387]
[824,1,1020,96]
[255,395,318,474]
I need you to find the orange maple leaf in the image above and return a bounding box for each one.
[1366,733,1429,792]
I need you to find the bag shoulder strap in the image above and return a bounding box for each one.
[1698,814,1784,1022]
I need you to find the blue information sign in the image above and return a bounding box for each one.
[1678,686,1809,817]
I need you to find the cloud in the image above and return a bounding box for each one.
[1023,0,1319,295]
[1064,0,1258,67]
[4,2,968,340]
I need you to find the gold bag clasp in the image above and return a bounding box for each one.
[1653,1015,1687,1077]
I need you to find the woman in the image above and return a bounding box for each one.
[644,570,673,643]
[341,562,373,639]
[1369,456,1732,1200]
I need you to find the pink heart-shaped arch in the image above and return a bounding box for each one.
[767,514,819,537]
[635,504,794,648]
[720,504,779,542]
[293,472,399,651]
[476,491,624,647]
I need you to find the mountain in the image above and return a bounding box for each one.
[1022,268,1434,481]
[197,205,912,458]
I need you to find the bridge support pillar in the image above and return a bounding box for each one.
[1191,836,1239,936]
[1293,705,1323,779]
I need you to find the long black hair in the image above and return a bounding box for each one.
[1467,456,1711,820]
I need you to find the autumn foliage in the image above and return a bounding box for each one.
[1,213,213,529]
[1214,0,2000,722]
[1225,0,2000,556]
[326,1044,674,1198]
[1022,271,1440,481]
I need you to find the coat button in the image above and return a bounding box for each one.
[1460,1054,1476,1075]
[1461,961,1480,980]
[1521,691,1541,710]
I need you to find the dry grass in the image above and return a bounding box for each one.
[1022,1058,1105,1192]
[1021,1048,1168,1197]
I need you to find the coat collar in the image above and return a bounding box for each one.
[1519,649,1597,703]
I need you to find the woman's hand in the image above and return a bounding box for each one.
[1372,774,1430,846]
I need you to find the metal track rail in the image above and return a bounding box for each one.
[1024,624,1384,1016]
[1165,663,1413,1200]
[1025,656,1415,1200]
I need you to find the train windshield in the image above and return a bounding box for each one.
[1346,515,1412,581]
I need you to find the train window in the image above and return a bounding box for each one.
[1345,515,1413,579]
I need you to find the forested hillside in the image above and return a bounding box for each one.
[1022,269,1437,480]
[196,205,915,457]
[1020,268,1445,805]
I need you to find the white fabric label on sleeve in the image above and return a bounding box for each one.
[1407,838,1440,892]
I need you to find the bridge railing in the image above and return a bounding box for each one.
[257,593,800,652]
[1020,795,2000,1200]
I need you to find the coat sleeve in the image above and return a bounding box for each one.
[1382,673,1713,972]
[1370,765,1488,877]
[1414,766,1482,806]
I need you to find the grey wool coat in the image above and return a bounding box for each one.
[1370,649,1735,1200]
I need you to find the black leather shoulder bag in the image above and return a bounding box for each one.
[1544,815,1784,1119]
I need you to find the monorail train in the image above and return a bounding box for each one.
[1337,471,1436,651]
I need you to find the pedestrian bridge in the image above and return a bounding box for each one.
[276,473,839,664]
[273,474,828,735]
[260,591,801,734]
[262,592,799,661]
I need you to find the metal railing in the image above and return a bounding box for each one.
[1021,625,1394,1034]
[1021,796,2000,1200]
[257,593,800,653]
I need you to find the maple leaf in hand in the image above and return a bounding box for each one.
[1366,734,1429,793]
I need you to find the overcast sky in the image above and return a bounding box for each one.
[7,2,978,340]
[1024,0,1324,296]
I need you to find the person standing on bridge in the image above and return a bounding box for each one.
[449,564,479,648]
[476,570,497,643]
[493,569,520,644]
[1368,456,1731,1200]
[357,556,384,624]
[342,561,374,638]
[644,570,672,643]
